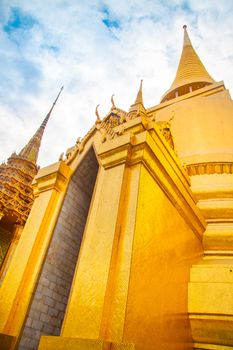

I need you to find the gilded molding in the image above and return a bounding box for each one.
[0,160,36,225]
[156,121,175,150]
[65,113,175,170]
[33,161,70,196]
[98,134,133,169]
[96,115,125,143]
[97,125,204,239]
[186,162,233,176]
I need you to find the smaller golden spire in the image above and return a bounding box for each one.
[134,79,143,105]
[161,26,215,102]
[128,80,146,118]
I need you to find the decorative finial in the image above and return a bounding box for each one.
[59,152,64,161]
[111,94,116,109]
[140,79,143,90]
[18,86,64,164]
[133,79,144,105]
[41,86,64,129]
[76,137,81,144]
[95,104,101,123]
[182,25,192,47]
[128,79,146,117]
[134,79,143,104]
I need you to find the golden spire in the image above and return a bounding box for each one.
[128,80,146,117]
[161,25,215,102]
[19,86,63,163]
[0,87,63,225]
[134,79,144,105]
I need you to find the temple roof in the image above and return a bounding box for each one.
[161,25,215,102]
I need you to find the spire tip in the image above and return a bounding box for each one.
[183,24,187,30]
[95,104,101,122]
[111,94,116,109]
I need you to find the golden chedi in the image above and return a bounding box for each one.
[149,25,233,349]
[0,27,232,350]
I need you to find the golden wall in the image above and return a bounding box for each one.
[37,118,205,350]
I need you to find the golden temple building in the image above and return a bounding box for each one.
[0,25,232,350]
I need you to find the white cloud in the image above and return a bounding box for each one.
[0,0,232,167]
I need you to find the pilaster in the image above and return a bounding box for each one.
[0,161,70,349]
[188,173,233,348]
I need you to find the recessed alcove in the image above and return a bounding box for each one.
[18,147,99,350]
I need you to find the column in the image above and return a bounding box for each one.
[0,161,70,350]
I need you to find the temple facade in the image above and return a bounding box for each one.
[0,26,232,350]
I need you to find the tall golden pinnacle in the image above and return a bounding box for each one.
[0,87,63,225]
[161,25,215,102]
[19,86,64,164]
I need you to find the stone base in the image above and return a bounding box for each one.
[189,258,233,349]
[38,336,135,350]
[0,333,16,350]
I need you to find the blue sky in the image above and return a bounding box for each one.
[0,0,233,166]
